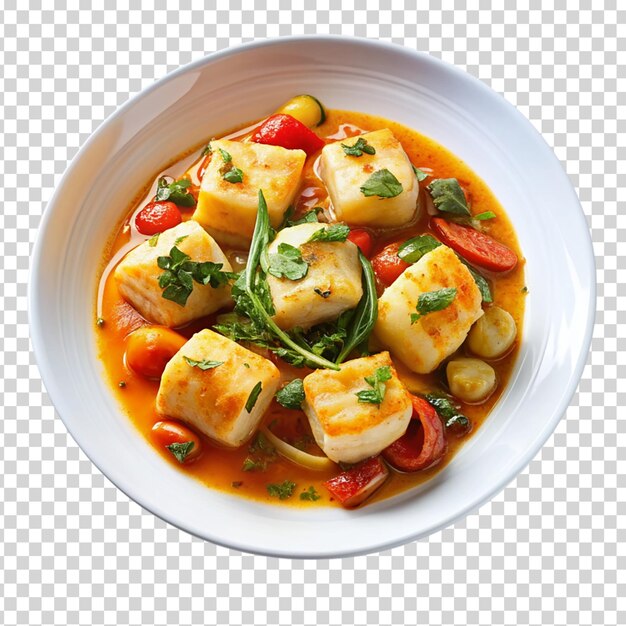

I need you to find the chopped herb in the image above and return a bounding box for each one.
[155,176,196,207]
[300,486,321,501]
[427,178,471,216]
[242,457,266,472]
[148,233,160,247]
[173,235,188,246]
[356,365,392,406]
[243,362,250,368]
[458,258,492,303]
[360,169,403,199]
[183,356,224,370]
[307,224,350,243]
[341,137,376,157]
[167,441,194,463]
[522,286,528,293]
[286,207,322,227]
[411,288,457,324]
[201,143,212,156]
[96,317,105,327]
[118,381,126,388]
[473,211,496,220]
[232,480,243,488]
[425,394,470,430]
[249,431,276,456]
[268,243,309,280]
[218,148,232,163]
[245,381,263,413]
[397,234,441,263]
[223,167,244,184]
[314,287,331,298]
[412,165,428,181]
[275,379,305,410]
[266,480,296,500]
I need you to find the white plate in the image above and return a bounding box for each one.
[29,37,595,558]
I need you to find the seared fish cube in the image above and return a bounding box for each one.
[375,245,483,374]
[193,139,306,247]
[266,222,363,330]
[156,329,280,447]
[302,352,412,464]
[114,221,232,328]
[319,128,419,228]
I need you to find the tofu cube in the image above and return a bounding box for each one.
[266,222,363,330]
[302,352,412,464]
[193,139,306,247]
[156,329,280,447]
[375,245,483,374]
[319,129,419,228]
[114,221,233,328]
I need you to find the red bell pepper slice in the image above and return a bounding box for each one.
[323,456,389,507]
[250,114,325,156]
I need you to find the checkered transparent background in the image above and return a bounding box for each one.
[1,1,623,625]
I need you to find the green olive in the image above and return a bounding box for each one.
[467,306,517,359]
[446,358,496,404]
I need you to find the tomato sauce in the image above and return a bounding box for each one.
[95,110,526,507]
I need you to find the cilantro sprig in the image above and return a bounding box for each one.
[341,137,376,157]
[427,178,471,216]
[425,394,470,430]
[355,365,392,406]
[166,441,195,463]
[268,243,309,281]
[275,379,305,410]
[218,148,244,184]
[155,177,196,207]
[266,480,296,500]
[307,224,350,243]
[360,169,403,199]
[410,288,457,324]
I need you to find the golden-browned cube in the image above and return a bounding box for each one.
[302,352,412,463]
[156,329,280,447]
[266,222,363,330]
[319,128,419,228]
[375,245,483,374]
[114,221,233,328]
[193,139,306,247]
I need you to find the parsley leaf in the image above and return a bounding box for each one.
[425,393,470,430]
[268,243,309,280]
[166,441,195,463]
[397,234,441,263]
[307,224,350,243]
[266,480,296,500]
[155,177,196,207]
[275,379,305,410]
[245,381,263,413]
[412,165,428,181]
[427,178,471,216]
[356,365,392,406]
[341,137,376,157]
[148,233,160,247]
[473,210,496,220]
[410,287,457,324]
[183,356,224,370]
[360,169,403,198]
[300,486,321,501]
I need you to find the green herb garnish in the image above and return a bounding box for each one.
[242,457,266,472]
[183,356,224,370]
[173,235,188,246]
[397,234,441,263]
[148,233,160,247]
[202,143,212,156]
[473,211,496,220]
[412,165,428,181]
[155,177,196,207]
[268,243,309,280]
[300,486,321,501]
[307,224,350,243]
[360,169,403,199]
[275,379,305,410]
[167,441,194,463]
[223,167,243,183]
[245,381,263,413]
[266,480,296,500]
[410,288,457,324]
[427,178,471,216]
[457,257,492,303]
[341,137,376,157]
[425,394,470,429]
[355,365,392,406]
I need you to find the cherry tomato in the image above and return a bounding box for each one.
[125,326,186,379]
[347,229,373,258]
[135,201,182,235]
[431,217,518,272]
[152,420,201,462]
[250,114,325,156]
[323,456,389,507]
[382,396,446,472]
[198,154,212,180]
[371,242,411,286]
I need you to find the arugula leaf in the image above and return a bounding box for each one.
[427,178,471,216]
[397,234,441,263]
[166,441,194,463]
[268,243,309,280]
[341,137,376,157]
[356,365,392,405]
[307,224,350,243]
[412,164,428,181]
[474,210,496,220]
[425,393,470,429]
[245,381,263,413]
[410,287,457,324]
[300,486,321,501]
[223,167,243,184]
[155,177,196,207]
[183,356,224,370]
[148,233,160,247]
[275,379,305,410]
[360,169,403,198]
[266,480,296,500]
